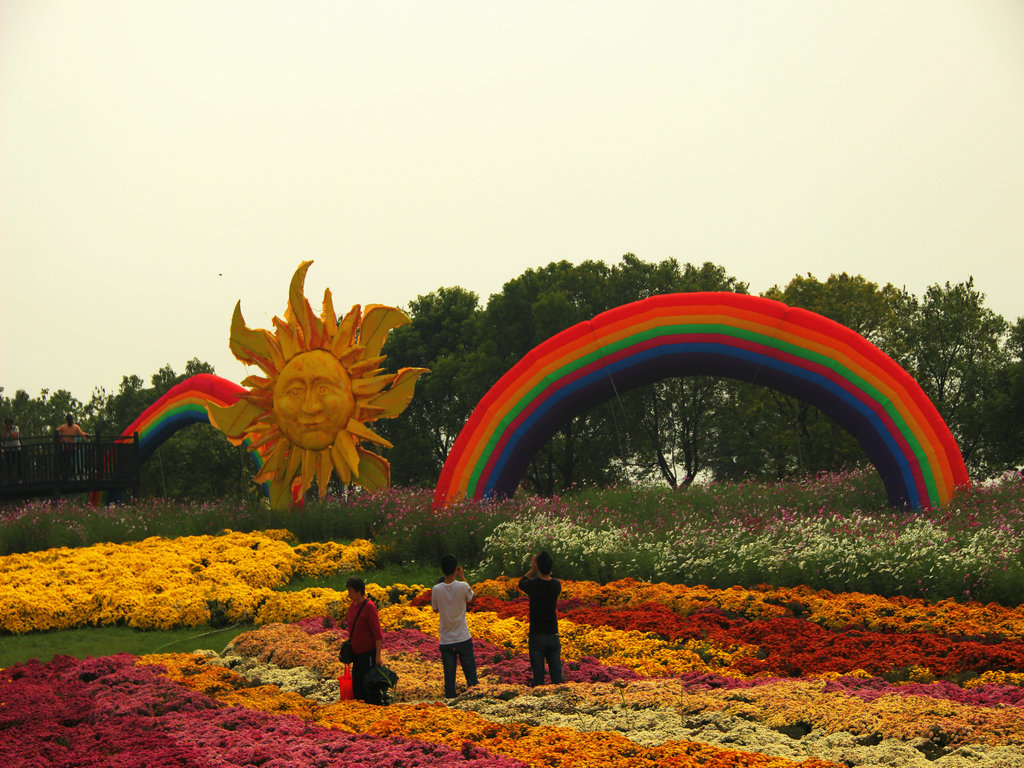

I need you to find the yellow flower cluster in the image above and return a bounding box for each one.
[255,582,425,626]
[379,605,753,678]
[144,652,844,768]
[292,538,375,578]
[255,588,350,626]
[480,577,792,621]
[471,576,523,601]
[141,651,248,696]
[315,700,841,768]
[964,670,1024,688]
[776,588,1024,641]
[0,531,294,632]
[0,531,386,633]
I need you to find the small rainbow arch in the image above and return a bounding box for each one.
[433,292,969,510]
[90,374,262,504]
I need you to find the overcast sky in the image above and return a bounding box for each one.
[3,1,1023,404]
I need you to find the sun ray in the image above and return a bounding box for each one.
[355,448,389,492]
[229,304,283,375]
[333,435,360,475]
[347,356,387,378]
[369,368,427,418]
[330,444,353,485]
[345,418,392,448]
[246,425,282,452]
[331,306,360,357]
[269,477,292,510]
[359,305,410,359]
[300,449,317,495]
[206,261,427,507]
[351,373,396,398]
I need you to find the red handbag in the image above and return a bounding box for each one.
[338,665,354,701]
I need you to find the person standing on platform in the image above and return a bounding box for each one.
[56,414,89,479]
[1,418,21,482]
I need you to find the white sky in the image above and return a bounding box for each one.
[3,1,1023,403]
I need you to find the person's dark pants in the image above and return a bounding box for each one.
[2,451,21,482]
[61,445,76,479]
[440,638,479,699]
[351,650,382,705]
[528,633,562,686]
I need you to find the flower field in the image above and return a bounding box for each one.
[4,522,1024,767]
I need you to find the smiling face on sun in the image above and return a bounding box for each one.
[273,350,355,451]
[206,261,428,508]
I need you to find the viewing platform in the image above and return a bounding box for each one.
[0,434,140,503]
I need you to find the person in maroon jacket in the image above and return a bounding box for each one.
[345,576,385,705]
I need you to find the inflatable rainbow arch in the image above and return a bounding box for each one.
[90,374,261,504]
[433,292,969,510]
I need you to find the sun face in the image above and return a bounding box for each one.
[273,350,355,451]
[207,261,427,508]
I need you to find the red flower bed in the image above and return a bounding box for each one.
[0,654,528,768]
[475,595,1024,679]
[732,618,1024,678]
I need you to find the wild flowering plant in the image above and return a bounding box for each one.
[475,511,640,582]
[476,498,1024,603]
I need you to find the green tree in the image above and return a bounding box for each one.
[711,382,795,481]
[987,317,1024,472]
[482,259,617,372]
[894,278,1009,477]
[376,287,486,486]
[615,377,725,487]
[476,260,624,493]
[763,272,908,347]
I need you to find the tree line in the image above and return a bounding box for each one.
[3,255,1022,501]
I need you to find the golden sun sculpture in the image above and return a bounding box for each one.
[207,261,428,508]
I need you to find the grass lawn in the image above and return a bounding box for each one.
[0,623,252,668]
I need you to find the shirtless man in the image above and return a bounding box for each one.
[57,414,89,443]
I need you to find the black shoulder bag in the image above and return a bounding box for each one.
[338,600,367,664]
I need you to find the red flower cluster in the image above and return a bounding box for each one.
[476,590,1024,681]
[0,654,528,768]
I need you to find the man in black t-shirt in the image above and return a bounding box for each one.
[517,550,563,686]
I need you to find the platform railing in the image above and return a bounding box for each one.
[0,433,140,502]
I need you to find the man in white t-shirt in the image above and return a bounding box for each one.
[431,554,479,699]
